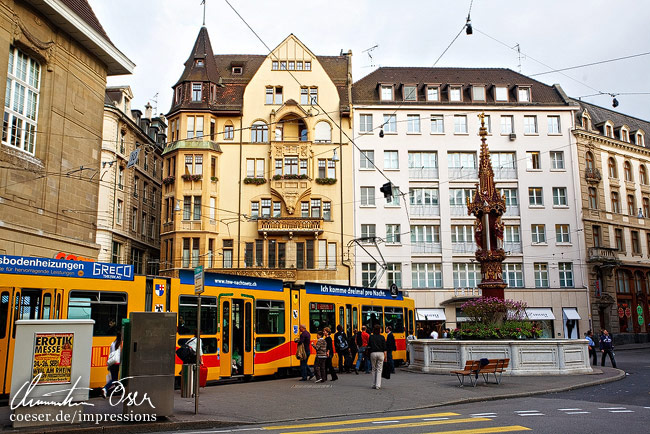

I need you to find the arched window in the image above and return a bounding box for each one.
[251,121,268,143]
[640,165,647,185]
[585,151,595,170]
[624,161,633,182]
[582,116,589,130]
[314,121,332,143]
[608,157,617,178]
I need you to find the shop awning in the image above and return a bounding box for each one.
[563,308,581,320]
[416,308,446,321]
[525,307,556,320]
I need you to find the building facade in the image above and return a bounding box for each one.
[160,28,353,284]
[573,100,650,343]
[351,68,589,338]
[97,86,166,274]
[0,0,133,259]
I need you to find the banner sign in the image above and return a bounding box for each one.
[179,270,283,292]
[0,255,133,281]
[305,282,403,300]
[32,333,74,384]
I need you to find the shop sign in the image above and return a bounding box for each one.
[639,315,644,326]
[625,307,632,317]
[32,333,74,384]
[618,307,624,318]
[637,305,644,315]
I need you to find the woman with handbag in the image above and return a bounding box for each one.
[368,324,386,389]
[102,331,121,398]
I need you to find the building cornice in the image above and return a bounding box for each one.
[351,104,577,112]
[573,129,650,158]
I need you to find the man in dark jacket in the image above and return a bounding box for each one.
[334,325,351,373]
[599,329,617,368]
[386,326,396,374]
[323,327,338,381]
[295,324,314,381]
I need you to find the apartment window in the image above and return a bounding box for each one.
[426,86,439,101]
[501,188,518,207]
[133,176,139,198]
[411,225,441,245]
[449,188,475,206]
[409,188,439,207]
[224,124,234,140]
[430,115,444,133]
[265,87,273,104]
[388,186,400,206]
[182,239,190,267]
[288,61,295,70]
[412,263,442,289]
[141,212,146,235]
[624,161,633,182]
[310,199,321,218]
[118,166,124,189]
[632,231,641,254]
[385,224,401,244]
[380,85,393,101]
[558,262,574,288]
[250,201,259,220]
[502,263,524,288]
[408,152,438,172]
[482,115,492,133]
[611,191,620,213]
[504,225,521,244]
[260,198,271,218]
[615,228,624,251]
[207,239,215,268]
[647,233,650,255]
[534,263,549,288]
[608,157,617,178]
[299,159,308,176]
[616,270,630,293]
[209,197,216,220]
[451,225,474,243]
[186,116,195,139]
[192,83,202,102]
[175,86,182,104]
[403,85,417,101]
[244,243,253,267]
[361,224,376,242]
[526,151,541,170]
[640,165,648,185]
[384,151,399,169]
[143,182,148,203]
[518,87,531,102]
[407,114,420,133]
[500,116,514,134]
[585,152,595,171]
[323,202,331,221]
[111,241,122,264]
[555,224,570,243]
[472,85,486,101]
[588,187,598,209]
[495,86,508,101]
[116,199,123,225]
[300,202,309,218]
[255,239,264,266]
[359,114,373,133]
[548,116,561,134]
[383,114,396,133]
[309,87,318,104]
[304,61,311,71]
[192,238,200,268]
[531,224,546,244]
[361,187,375,206]
[195,116,204,138]
[524,116,538,134]
[182,196,191,220]
[131,249,143,274]
[593,225,601,247]
[386,263,402,288]
[271,61,278,70]
[643,197,650,217]
[550,151,565,170]
[268,240,277,268]
[246,158,265,178]
[449,86,462,102]
[360,150,374,169]
[452,263,481,288]
[492,152,516,171]
[251,122,268,142]
[448,152,476,170]
[454,115,467,133]
[627,195,636,216]
[529,187,543,206]
[194,155,203,175]
[283,157,298,175]
[300,87,308,105]
[553,187,568,206]
[132,208,138,231]
[362,263,378,288]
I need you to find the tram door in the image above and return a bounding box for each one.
[220,297,253,378]
[0,288,62,394]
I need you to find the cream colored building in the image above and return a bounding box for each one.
[160,28,353,284]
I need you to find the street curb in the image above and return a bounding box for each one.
[4,369,627,434]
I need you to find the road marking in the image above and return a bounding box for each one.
[558,408,582,411]
[420,426,532,434]
[609,410,634,413]
[277,417,491,434]
[472,413,498,416]
[599,407,626,410]
[371,421,399,424]
[565,412,590,415]
[472,415,498,418]
[514,411,541,413]
[517,414,545,417]
[422,417,450,421]
[262,413,459,430]
[181,429,263,434]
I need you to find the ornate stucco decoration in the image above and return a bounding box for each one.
[12,13,56,63]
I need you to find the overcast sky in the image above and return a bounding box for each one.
[89,0,650,121]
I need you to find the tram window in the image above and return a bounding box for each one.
[352,307,358,331]
[255,300,285,334]
[42,294,51,319]
[384,307,404,333]
[245,302,252,352]
[0,291,9,339]
[55,293,61,319]
[339,306,344,329]
[178,295,218,335]
[309,302,335,333]
[223,301,230,353]
[12,293,19,338]
[178,337,218,355]
[362,306,383,332]
[408,309,414,334]
[68,291,127,336]
[255,336,285,352]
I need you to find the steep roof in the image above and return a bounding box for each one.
[60,0,111,42]
[573,99,650,134]
[174,27,220,86]
[352,67,569,105]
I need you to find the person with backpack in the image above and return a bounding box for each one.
[334,325,350,373]
[355,326,370,374]
[348,328,358,372]
[385,326,396,374]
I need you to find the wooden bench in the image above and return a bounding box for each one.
[450,358,510,387]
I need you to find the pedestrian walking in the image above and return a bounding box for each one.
[334,325,351,373]
[405,329,415,367]
[368,324,386,389]
[599,329,617,368]
[385,326,396,374]
[349,328,358,372]
[311,331,328,382]
[323,327,338,381]
[102,331,121,398]
[295,324,314,381]
[355,326,370,374]
[585,330,598,365]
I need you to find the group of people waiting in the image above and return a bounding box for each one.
[585,329,617,368]
[295,324,401,389]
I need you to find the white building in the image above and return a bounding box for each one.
[351,68,588,338]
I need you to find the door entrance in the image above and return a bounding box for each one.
[220,297,253,379]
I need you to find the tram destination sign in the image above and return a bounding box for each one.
[179,270,283,292]
[305,282,403,300]
[0,255,134,281]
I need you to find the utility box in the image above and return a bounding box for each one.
[180,364,195,398]
[121,312,176,418]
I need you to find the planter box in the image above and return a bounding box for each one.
[410,339,592,375]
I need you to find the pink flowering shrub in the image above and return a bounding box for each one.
[453,297,541,339]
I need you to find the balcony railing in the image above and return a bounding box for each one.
[409,205,441,217]
[588,246,620,264]
[450,205,470,216]
[448,167,478,180]
[494,167,518,180]
[504,205,520,217]
[411,243,442,254]
[504,242,523,254]
[452,242,478,254]
[409,167,439,180]
[585,168,602,183]
[258,217,323,234]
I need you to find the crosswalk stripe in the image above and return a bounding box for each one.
[262,412,459,430]
[558,408,582,411]
[518,414,544,417]
[599,407,626,410]
[277,417,491,434]
[420,426,532,434]
[566,411,590,414]
[609,410,634,413]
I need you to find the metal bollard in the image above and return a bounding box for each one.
[181,364,196,398]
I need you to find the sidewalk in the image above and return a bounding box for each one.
[0,364,625,434]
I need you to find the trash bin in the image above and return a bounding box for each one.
[181,364,195,398]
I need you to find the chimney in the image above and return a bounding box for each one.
[144,102,152,119]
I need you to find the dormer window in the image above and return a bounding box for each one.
[621,128,629,142]
[605,124,613,138]
[582,115,589,130]
[403,85,417,101]
[637,132,645,146]
[232,66,242,75]
[495,86,508,102]
[175,87,182,104]
[426,85,440,101]
[449,86,462,102]
[380,85,393,101]
[518,87,531,102]
[195,59,204,67]
[472,85,486,101]
[192,83,202,102]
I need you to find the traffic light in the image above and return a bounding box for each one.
[380,182,393,202]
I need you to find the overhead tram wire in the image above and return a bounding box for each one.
[529,51,650,77]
